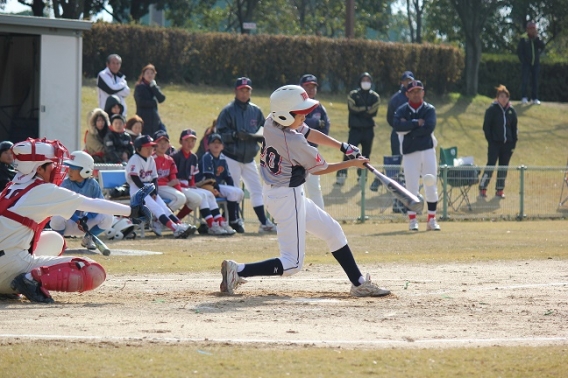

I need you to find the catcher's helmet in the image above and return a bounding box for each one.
[270,85,319,127]
[104,217,136,240]
[64,151,95,179]
[12,138,70,185]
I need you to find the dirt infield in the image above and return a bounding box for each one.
[1,259,566,349]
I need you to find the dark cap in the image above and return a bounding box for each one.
[299,74,318,86]
[208,133,222,144]
[235,77,252,89]
[400,71,414,81]
[180,129,197,140]
[110,113,126,123]
[134,135,156,150]
[153,130,169,142]
[406,80,424,92]
[0,141,13,154]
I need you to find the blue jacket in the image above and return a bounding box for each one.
[216,99,265,163]
[386,86,408,128]
[198,152,235,186]
[303,103,330,147]
[393,101,436,155]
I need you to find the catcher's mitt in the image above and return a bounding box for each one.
[195,178,216,188]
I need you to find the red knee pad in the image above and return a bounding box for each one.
[31,258,106,293]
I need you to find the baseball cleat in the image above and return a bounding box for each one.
[479,189,487,198]
[219,220,236,235]
[258,219,277,233]
[220,260,247,294]
[151,219,163,237]
[350,274,390,297]
[81,234,97,250]
[208,223,229,235]
[426,218,441,231]
[496,190,505,199]
[10,273,54,304]
[173,223,194,239]
[230,219,246,233]
[408,219,419,231]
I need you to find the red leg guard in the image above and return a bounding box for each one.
[31,258,106,293]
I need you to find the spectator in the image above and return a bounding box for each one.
[393,80,440,232]
[299,74,330,209]
[84,108,110,163]
[134,64,166,136]
[387,71,414,156]
[171,129,235,235]
[126,135,195,238]
[152,130,202,230]
[199,133,246,233]
[125,115,144,140]
[216,77,276,233]
[103,114,134,164]
[479,85,518,199]
[336,72,380,186]
[104,94,125,118]
[196,119,217,160]
[50,151,113,250]
[517,21,545,105]
[97,54,130,115]
[0,141,15,191]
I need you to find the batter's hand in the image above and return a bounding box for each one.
[340,143,361,160]
[352,156,370,169]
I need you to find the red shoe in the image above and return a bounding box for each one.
[496,190,505,198]
[479,189,487,198]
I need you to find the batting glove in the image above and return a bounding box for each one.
[340,142,361,160]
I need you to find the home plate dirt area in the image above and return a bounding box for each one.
[1,260,566,349]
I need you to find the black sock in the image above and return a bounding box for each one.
[168,214,180,223]
[253,205,267,225]
[239,258,284,277]
[332,244,362,286]
[427,201,437,212]
[211,208,221,218]
[200,208,211,219]
[158,214,170,226]
[227,201,238,222]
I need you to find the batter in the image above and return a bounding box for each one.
[220,85,391,297]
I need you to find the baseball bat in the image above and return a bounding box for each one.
[363,162,423,213]
[80,219,111,256]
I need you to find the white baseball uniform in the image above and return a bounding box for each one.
[259,118,348,275]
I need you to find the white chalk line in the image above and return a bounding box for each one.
[0,333,566,348]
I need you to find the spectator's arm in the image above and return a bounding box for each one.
[347,92,367,114]
[103,136,122,164]
[216,108,237,143]
[134,85,158,108]
[386,101,396,127]
[97,73,128,94]
[150,85,166,103]
[482,107,493,142]
[393,106,417,133]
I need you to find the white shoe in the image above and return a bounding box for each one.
[426,218,441,231]
[350,274,390,297]
[335,175,346,186]
[521,97,529,104]
[219,221,236,235]
[409,219,419,231]
[151,220,163,236]
[532,99,541,105]
[220,260,247,294]
[259,219,277,233]
[81,234,96,250]
[173,223,193,239]
[208,223,228,235]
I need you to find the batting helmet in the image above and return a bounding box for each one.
[63,151,95,179]
[270,85,319,127]
[0,141,13,154]
[12,138,70,185]
[104,217,136,240]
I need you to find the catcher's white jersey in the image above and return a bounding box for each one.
[260,117,327,187]
[126,153,158,196]
[0,182,83,252]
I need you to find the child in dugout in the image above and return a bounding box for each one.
[171,129,235,235]
[50,151,113,250]
[198,133,245,233]
[126,135,196,238]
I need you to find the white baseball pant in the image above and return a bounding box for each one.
[179,187,204,211]
[225,156,264,208]
[50,213,113,237]
[303,173,324,209]
[402,148,439,203]
[218,184,244,202]
[157,185,186,211]
[263,184,347,276]
[144,194,175,219]
[188,187,219,210]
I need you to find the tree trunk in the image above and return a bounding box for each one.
[463,34,482,95]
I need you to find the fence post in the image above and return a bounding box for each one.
[359,168,367,222]
[440,165,449,219]
[517,165,527,220]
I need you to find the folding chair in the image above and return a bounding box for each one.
[439,147,479,211]
[381,155,407,214]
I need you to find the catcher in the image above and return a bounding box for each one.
[0,138,151,303]
[198,133,245,233]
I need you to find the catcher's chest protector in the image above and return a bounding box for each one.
[31,258,106,293]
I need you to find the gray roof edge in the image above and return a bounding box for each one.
[0,14,93,31]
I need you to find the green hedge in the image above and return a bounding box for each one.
[460,54,568,102]
[82,23,464,95]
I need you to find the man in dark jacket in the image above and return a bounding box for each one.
[336,72,380,186]
[517,21,545,105]
[0,141,16,191]
[216,77,276,233]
